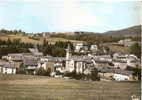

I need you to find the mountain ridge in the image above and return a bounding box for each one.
[103,25,141,36]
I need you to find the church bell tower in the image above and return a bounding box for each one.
[65,43,72,71]
[66,43,72,60]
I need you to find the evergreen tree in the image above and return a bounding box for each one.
[130,43,141,58]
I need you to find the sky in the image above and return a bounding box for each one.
[0,0,141,33]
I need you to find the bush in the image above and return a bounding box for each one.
[29,36,40,40]
[129,43,141,58]
[56,71,63,75]
[16,63,26,74]
[35,67,51,76]
[64,71,84,80]
[16,68,26,74]
[64,70,100,81]
[90,70,100,81]
[126,66,141,80]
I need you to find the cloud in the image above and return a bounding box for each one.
[58,8,101,31]
[0,0,140,32]
[16,0,102,32]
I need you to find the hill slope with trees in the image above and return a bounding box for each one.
[104,25,141,36]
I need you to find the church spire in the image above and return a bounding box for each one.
[66,43,72,59]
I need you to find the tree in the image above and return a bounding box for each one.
[90,70,100,81]
[35,67,46,76]
[16,63,26,74]
[130,43,141,58]
[0,39,33,58]
[126,65,141,80]
[63,71,84,80]
[52,47,66,57]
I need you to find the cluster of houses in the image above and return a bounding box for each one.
[118,39,133,47]
[112,38,134,47]
[0,43,140,81]
[74,43,98,53]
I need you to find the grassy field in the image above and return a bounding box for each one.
[102,43,130,54]
[0,34,84,45]
[0,74,140,100]
[107,45,130,54]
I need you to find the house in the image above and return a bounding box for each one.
[74,43,84,52]
[126,55,140,68]
[94,55,112,62]
[90,45,98,52]
[23,58,38,75]
[0,60,16,74]
[40,56,55,70]
[2,53,25,69]
[37,61,48,70]
[74,43,88,53]
[6,53,23,61]
[99,72,114,80]
[54,57,66,72]
[113,74,130,81]
[113,69,133,81]
[91,55,113,69]
[118,39,132,47]
[98,68,115,80]
[39,56,66,76]
[113,60,127,70]
[0,65,16,74]
[113,53,140,69]
[114,69,133,79]
[97,67,134,81]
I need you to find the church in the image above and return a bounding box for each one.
[65,44,94,74]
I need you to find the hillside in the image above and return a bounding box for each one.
[0,34,84,45]
[46,25,141,36]
[0,25,140,45]
[104,25,141,36]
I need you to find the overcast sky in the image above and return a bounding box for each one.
[0,0,141,33]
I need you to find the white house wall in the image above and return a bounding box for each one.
[0,67,16,74]
[113,74,130,81]
[66,60,75,72]
[76,62,83,74]
[38,62,48,70]
[113,62,127,70]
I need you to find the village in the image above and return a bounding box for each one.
[0,39,140,81]
[0,1,141,99]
